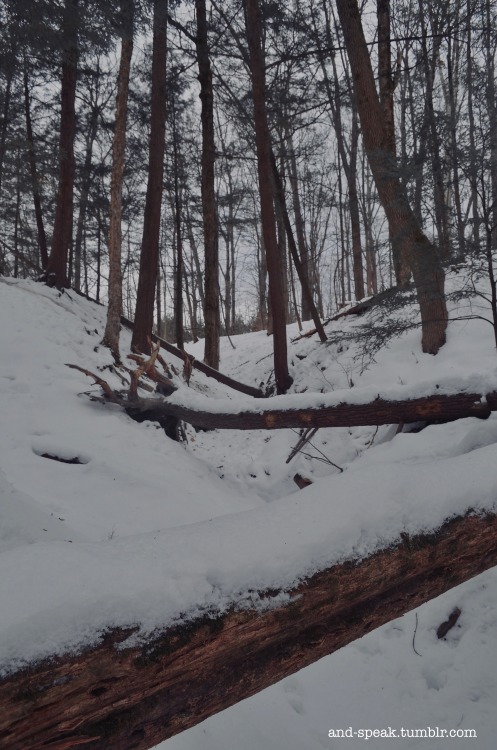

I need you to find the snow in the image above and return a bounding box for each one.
[1,274,497,748]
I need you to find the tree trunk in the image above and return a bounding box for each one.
[196,0,220,369]
[102,1,134,362]
[2,511,497,750]
[0,59,13,196]
[45,0,79,288]
[131,0,168,354]
[244,0,292,393]
[99,381,497,432]
[73,92,100,291]
[315,1,365,300]
[270,151,327,341]
[419,0,450,261]
[466,0,480,254]
[23,63,48,271]
[336,0,448,354]
[172,103,184,350]
[286,129,312,318]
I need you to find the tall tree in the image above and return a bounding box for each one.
[102,0,135,362]
[45,0,79,288]
[131,0,168,354]
[336,0,448,354]
[195,0,220,369]
[23,60,48,270]
[244,0,292,393]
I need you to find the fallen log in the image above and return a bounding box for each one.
[120,315,265,398]
[124,389,497,431]
[1,511,497,750]
[290,301,373,342]
[66,363,497,433]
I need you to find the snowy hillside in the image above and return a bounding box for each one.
[1,274,497,749]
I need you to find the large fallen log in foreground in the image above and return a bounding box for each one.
[125,389,497,431]
[1,512,497,750]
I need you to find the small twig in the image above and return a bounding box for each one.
[412,612,422,656]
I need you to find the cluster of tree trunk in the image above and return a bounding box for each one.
[2,0,497,377]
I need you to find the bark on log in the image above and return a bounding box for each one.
[1,512,497,750]
[125,390,497,431]
[121,315,264,398]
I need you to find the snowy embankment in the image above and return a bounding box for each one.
[1,274,497,749]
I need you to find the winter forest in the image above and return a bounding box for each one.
[2,0,497,748]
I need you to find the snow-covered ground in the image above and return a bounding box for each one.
[1,273,497,749]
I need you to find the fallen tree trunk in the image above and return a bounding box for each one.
[124,389,497,431]
[1,511,497,750]
[120,315,264,398]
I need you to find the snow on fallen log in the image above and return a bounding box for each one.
[67,361,497,431]
[1,512,497,750]
[125,386,497,431]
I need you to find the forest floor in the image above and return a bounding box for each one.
[1,271,497,749]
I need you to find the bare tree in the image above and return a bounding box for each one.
[45,0,79,288]
[195,0,220,368]
[131,0,168,354]
[102,0,134,362]
[336,0,448,354]
[244,0,292,392]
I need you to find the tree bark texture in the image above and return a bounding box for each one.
[335,0,448,355]
[244,0,292,393]
[46,0,79,288]
[2,512,497,750]
[131,0,168,354]
[196,0,221,369]
[121,389,497,432]
[102,1,134,362]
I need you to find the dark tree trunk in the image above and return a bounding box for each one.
[315,1,365,300]
[244,0,292,393]
[102,0,134,362]
[0,61,13,196]
[196,0,220,369]
[131,0,168,354]
[419,1,450,261]
[46,0,79,288]
[270,151,327,342]
[336,0,448,354]
[23,62,48,270]
[172,104,184,350]
[73,92,100,290]
[286,130,312,319]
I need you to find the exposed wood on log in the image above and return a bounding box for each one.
[120,315,264,398]
[1,512,497,750]
[123,390,497,431]
[293,472,313,489]
[128,341,160,401]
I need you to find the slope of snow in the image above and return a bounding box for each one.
[1,274,497,748]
